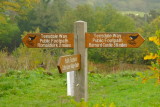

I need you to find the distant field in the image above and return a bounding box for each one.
[121,11,146,17]
[0,70,159,107]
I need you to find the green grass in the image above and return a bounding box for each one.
[0,70,160,107]
[89,71,160,106]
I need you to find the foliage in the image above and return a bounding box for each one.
[13,29,57,71]
[136,16,160,65]
[0,0,159,69]
[89,5,144,65]
[17,0,69,33]
[149,9,160,21]
[142,30,160,84]
[58,4,135,33]
[57,4,95,33]
[16,3,145,68]
[0,50,17,72]
[58,4,143,66]
[0,0,39,22]
[0,28,58,72]
[0,22,20,51]
[0,0,39,51]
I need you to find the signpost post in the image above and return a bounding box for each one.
[74,21,88,101]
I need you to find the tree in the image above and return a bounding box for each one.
[57,4,95,33]
[149,9,160,21]
[0,0,39,51]
[59,4,142,66]
[88,5,139,65]
[17,0,69,33]
[0,0,39,22]
[94,5,135,32]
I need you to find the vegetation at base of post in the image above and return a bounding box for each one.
[0,69,159,106]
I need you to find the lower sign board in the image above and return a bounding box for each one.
[85,33,145,48]
[22,33,74,48]
[57,54,81,73]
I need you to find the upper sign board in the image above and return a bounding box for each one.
[22,33,74,48]
[85,33,145,48]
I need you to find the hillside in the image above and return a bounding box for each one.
[67,0,160,12]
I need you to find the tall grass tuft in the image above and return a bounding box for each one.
[13,44,57,71]
[0,50,17,73]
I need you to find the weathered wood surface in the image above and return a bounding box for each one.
[74,21,88,102]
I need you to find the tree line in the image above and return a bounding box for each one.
[68,0,160,12]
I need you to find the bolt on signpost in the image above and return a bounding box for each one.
[22,21,145,102]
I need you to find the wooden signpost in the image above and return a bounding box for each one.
[57,54,81,73]
[86,33,145,48]
[22,21,145,102]
[22,33,74,48]
[74,21,88,101]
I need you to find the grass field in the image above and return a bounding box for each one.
[0,69,160,107]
